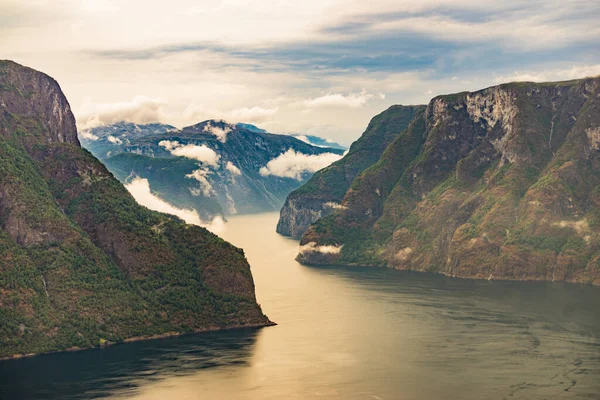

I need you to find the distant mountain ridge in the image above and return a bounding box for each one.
[235,123,347,150]
[80,120,345,222]
[289,77,600,285]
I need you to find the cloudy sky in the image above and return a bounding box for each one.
[2,0,599,144]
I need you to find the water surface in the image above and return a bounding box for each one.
[2,212,600,399]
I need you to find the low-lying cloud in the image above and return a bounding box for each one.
[79,130,99,141]
[76,96,167,130]
[225,161,242,176]
[185,168,215,196]
[259,149,342,180]
[203,121,233,143]
[125,177,202,225]
[229,106,278,123]
[124,177,224,234]
[303,90,385,109]
[159,140,220,167]
[107,135,123,145]
[299,242,343,255]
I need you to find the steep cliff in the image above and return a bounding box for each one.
[0,60,271,359]
[277,105,424,239]
[80,121,345,221]
[297,77,600,285]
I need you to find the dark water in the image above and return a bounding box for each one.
[1,213,600,400]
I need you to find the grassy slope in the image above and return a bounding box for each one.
[0,64,270,358]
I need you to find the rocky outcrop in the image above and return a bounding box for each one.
[277,105,425,239]
[0,60,78,145]
[297,77,600,285]
[277,197,333,239]
[0,61,271,359]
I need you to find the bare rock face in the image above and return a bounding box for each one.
[0,61,270,359]
[277,105,425,239]
[297,77,600,285]
[0,60,78,146]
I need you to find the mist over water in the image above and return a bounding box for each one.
[1,212,599,399]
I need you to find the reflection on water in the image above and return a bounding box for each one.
[0,329,260,399]
[1,212,599,399]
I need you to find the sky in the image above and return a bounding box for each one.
[2,0,599,145]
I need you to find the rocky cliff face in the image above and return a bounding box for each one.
[80,121,345,221]
[297,77,600,285]
[0,60,271,359]
[277,105,424,239]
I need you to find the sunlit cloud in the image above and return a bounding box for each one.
[3,0,599,145]
[185,168,215,196]
[303,90,385,109]
[203,121,232,143]
[159,140,221,167]
[259,149,342,180]
[76,96,167,130]
[124,177,224,233]
[225,161,242,176]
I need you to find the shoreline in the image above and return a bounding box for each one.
[0,320,276,362]
[299,259,600,286]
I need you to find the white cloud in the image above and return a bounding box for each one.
[107,135,123,145]
[183,104,279,126]
[294,135,311,144]
[124,177,224,233]
[225,161,242,176]
[125,177,202,225]
[259,149,342,180]
[203,121,232,143]
[79,130,99,141]
[303,89,385,109]
[158,140,220,167]
[75,95,167,130]
[229,106,278,123]
[493,64,600,83]
[299,242,343,255]
[185,168,215,196]
[324,201,347,210]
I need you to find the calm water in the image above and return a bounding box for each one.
[1,212,600,400]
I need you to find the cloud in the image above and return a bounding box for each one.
[259,149,342,180]
[203,121,232,143]
[229,106,278,123]
[5,0,600,148]
[107,135,123,145]
[183,104,279,126]
[303,90,385,109]
[225,161,242,176]
[75,95,167,130]
[299,242,343,255]
[124,177,224,233]
[324,201,347,210]
[493,64,600,83]
[125,177,202,225]
[158,140,220,167]
[79,130,99,141]
[185,168,215,196]
[293,135,311,144]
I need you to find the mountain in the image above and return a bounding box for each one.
[277,105,425,239]
[236,123,346,150]
[0,60,271,359]
[294,77,600,285]
[80,121,345,222]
